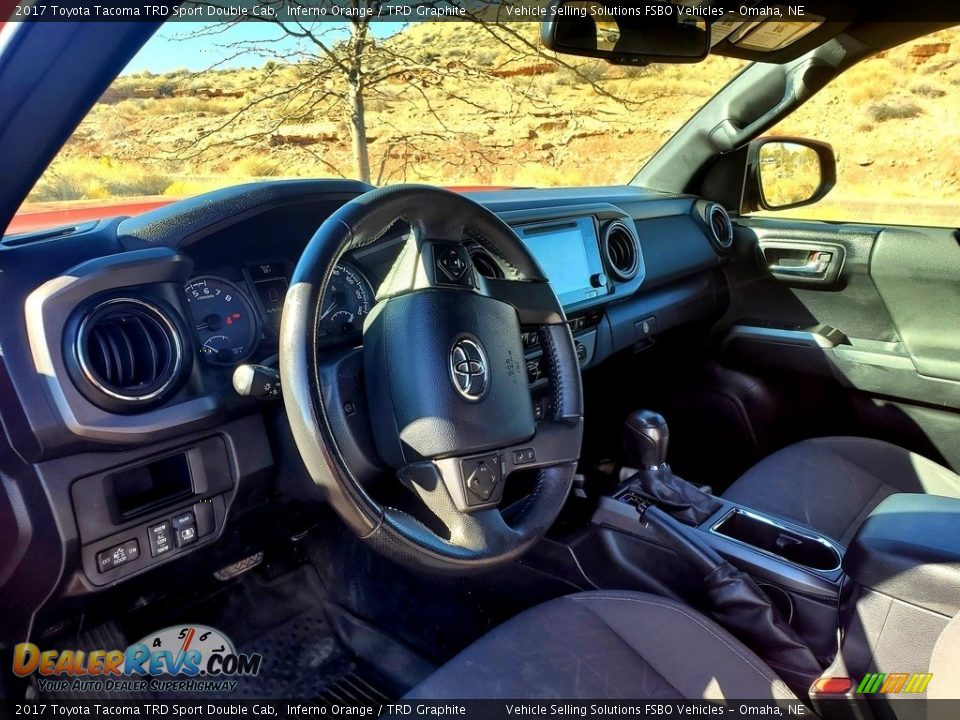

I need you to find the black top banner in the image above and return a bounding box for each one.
[7,0,960,24]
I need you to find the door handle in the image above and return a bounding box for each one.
[757,240,844,284]
[768,251,833,277]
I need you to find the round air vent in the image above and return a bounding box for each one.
[706,203,734,253]
[468,246,505,279]
[70,298,185,411]
[601,221,640,281]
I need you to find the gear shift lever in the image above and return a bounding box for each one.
[622,410,670,469]
[618,410,721,525]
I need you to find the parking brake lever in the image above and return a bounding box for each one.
[638,503,822,683]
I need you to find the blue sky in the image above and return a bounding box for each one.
[121,21,403,74]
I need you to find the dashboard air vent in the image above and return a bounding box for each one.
[73,298,184,410]
[601,221,640,281]
[706,204,734,253]
[468,247,505,279]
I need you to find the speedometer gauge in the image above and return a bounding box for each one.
[184,276,260,365]
[318,264,373,338]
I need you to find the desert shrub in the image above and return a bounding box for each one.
[867,101,924,121]
[576,62,609,84]
[232,156,284,177]
[26,157,172,202]
[473,49,499,66]
[846,62,893,103]
[911,83,946,97]
[554,72,580,87]
[107,171,172,196]
[145,97,236,116]
[532,74,559,94]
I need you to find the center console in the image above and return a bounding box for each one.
[588,410,846,662]
[594,487,846,659]
[583,412,960,699]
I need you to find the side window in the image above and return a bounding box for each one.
[753,27,960,228]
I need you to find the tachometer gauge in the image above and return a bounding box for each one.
[184,276,260,365]
[317,264,373,338]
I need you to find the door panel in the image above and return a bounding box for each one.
[717,217,960,472]
[871,227,960,383]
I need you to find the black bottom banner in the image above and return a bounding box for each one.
[2,700,959,720]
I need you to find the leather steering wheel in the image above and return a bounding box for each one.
[280,185,583,574]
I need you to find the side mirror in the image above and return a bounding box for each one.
[541,0,710,65]
[746,138,836,211]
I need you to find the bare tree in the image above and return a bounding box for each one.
[174,0,644,184]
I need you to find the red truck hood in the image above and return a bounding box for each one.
[7,187,516,236]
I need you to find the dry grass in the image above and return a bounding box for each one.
[28,158,172,201]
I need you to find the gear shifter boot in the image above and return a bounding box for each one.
[626,466,722,526]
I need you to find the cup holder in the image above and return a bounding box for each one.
[712,508,841,572]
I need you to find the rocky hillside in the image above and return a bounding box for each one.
[25,23,960,225]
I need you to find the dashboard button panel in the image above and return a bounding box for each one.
[97,539,140,573]
[147,521,173,557]
[171,511,198,548]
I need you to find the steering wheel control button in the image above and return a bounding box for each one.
[512,447,537,465]
[96,539,140,573]
[449,337,489,401]
[171,511,198,548]
[147,521,173,557]
[434,243,473,287]
[461,454,502,505]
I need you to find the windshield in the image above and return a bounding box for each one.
[12,20,747,234]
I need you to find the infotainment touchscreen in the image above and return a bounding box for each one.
[517,216,608,306]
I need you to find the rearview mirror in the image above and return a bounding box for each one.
[541,0,710,65]
[747,138,837,211]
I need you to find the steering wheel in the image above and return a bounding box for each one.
[280,185,583,574]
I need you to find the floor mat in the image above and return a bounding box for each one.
[175,565,393,700]
[211,605,382,700]
[109,562,398,701]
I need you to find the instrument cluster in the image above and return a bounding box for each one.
[183,260,374,366]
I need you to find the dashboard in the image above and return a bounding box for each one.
[0,179,734,640]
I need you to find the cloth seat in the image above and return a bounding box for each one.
[722,437,960,544]
[405,590,797,700]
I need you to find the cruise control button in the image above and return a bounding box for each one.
[148,521,173,557]
[513,447,536,465]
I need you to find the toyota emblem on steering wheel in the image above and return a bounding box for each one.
[449,337,489,401]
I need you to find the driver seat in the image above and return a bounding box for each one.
[405,591,797,700]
